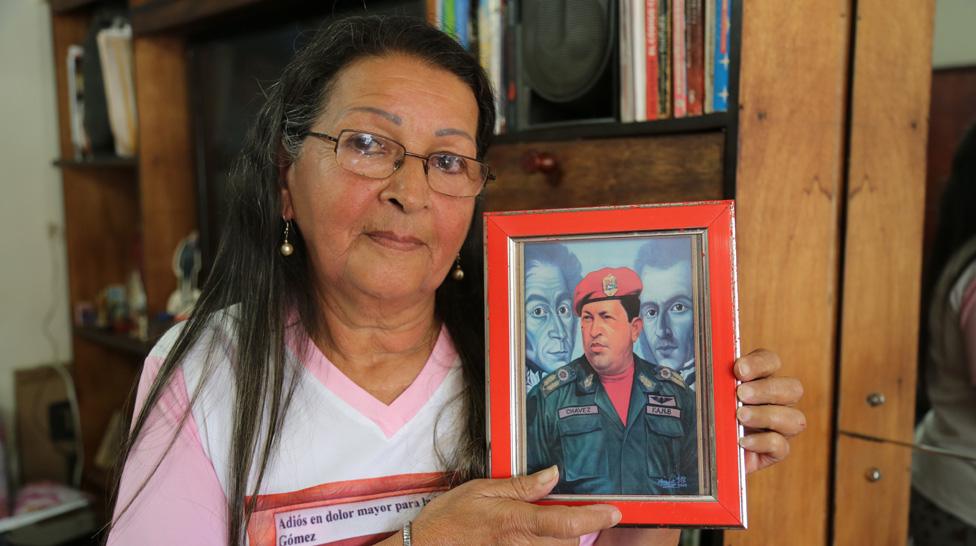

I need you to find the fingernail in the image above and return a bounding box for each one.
[739,435,757,449]
[738,362,750,378]
[584,505,621,525]
[737,407,752,422]
[738,385,755,401]
[538,465,558,484]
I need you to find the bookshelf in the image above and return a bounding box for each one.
[45,0,934,544]
[49,2,196,506]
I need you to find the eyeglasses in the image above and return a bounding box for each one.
[305,129,495,198]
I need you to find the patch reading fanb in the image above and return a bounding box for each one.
[646,405,682,418]
[558,405,599,419]
[647,395,677,407]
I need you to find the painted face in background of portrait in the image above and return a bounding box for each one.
[523,244,582,375]
[524,261,575,373]
[639,262,694,368]
[634,238,695,371]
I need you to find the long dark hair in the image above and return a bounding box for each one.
[917,123,976,418]
[925,124,976,298]
[111,15,495,544]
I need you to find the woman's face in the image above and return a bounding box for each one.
[281,54,480,307]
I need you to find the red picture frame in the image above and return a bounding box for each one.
[484,201,744,527]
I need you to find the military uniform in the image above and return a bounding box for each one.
[526,354,698,495]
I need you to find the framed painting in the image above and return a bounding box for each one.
[484,201,745,527]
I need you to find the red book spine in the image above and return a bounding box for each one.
[672,0,687,117]
[685,0,704,115]
[645,0,660,119]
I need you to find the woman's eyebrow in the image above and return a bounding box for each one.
[435,127,475,143]
[344,106,402,125]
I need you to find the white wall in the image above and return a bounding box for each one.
[933,0,976,69]
[0,0,72,478]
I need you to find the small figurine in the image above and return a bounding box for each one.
[166,231,202,320]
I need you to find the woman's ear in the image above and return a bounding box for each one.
[278,176,295,220]
[280,162,295,220]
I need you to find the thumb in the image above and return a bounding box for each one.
[496,466,559,502]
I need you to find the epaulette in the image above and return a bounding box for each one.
[655,366,686,388]
[542,365,576,395]
[637,373,656,391]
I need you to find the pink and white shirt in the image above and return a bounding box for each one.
[109,316,464,546]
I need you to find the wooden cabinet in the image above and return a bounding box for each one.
[46,0,935,543]
[50,2,197,495]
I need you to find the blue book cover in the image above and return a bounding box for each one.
[456,0,470,49]
[713,0,730,112]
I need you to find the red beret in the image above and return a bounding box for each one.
[573,267,643,315]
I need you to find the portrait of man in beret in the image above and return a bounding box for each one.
[525,266,699,496]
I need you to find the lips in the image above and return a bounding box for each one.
[655,345,678,356]
[366,231,425,251]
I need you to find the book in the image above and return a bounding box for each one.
[456,0,470,49]
[704,0,715,112]
[644,0,659,120]
[66,45,91,159]
[96,22,137,157]
[647,0,672,119]
[443,0,456,39]
[659,0,672,117]
[478,0,505,133]
[619,0,635,122]
[632,0,646,121]
[713,0,731,112]
[672,0,687,117]
[685,0,704,116]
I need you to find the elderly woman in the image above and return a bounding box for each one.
[108,15,805,546]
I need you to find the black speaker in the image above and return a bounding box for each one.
[512,0,617,130]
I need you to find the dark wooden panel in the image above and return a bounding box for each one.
[484,132,724,212]
[134,36,198,313]
[833,0,934,543]
[130,0,264,34]
[725,0,851,544]
[61,169,140,308]
[72,336,140,495]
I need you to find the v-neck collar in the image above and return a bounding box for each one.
[288,325,459,439]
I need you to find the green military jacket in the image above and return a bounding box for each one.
[526,354,698,495]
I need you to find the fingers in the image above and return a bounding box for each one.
[739,431,790,463]
[488,466,560,502]
[737,376,803,406]
[529,504,621,539]
[734,349,781,381]
[737,405,807,437]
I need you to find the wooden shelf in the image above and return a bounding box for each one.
[51,0,102,13]
[53,156,138,169]
[73,325,159,357]
[493,112,730,144]
[130,0,269,35]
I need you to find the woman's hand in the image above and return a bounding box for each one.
[408,466,620,545]
[734,349,806,474]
